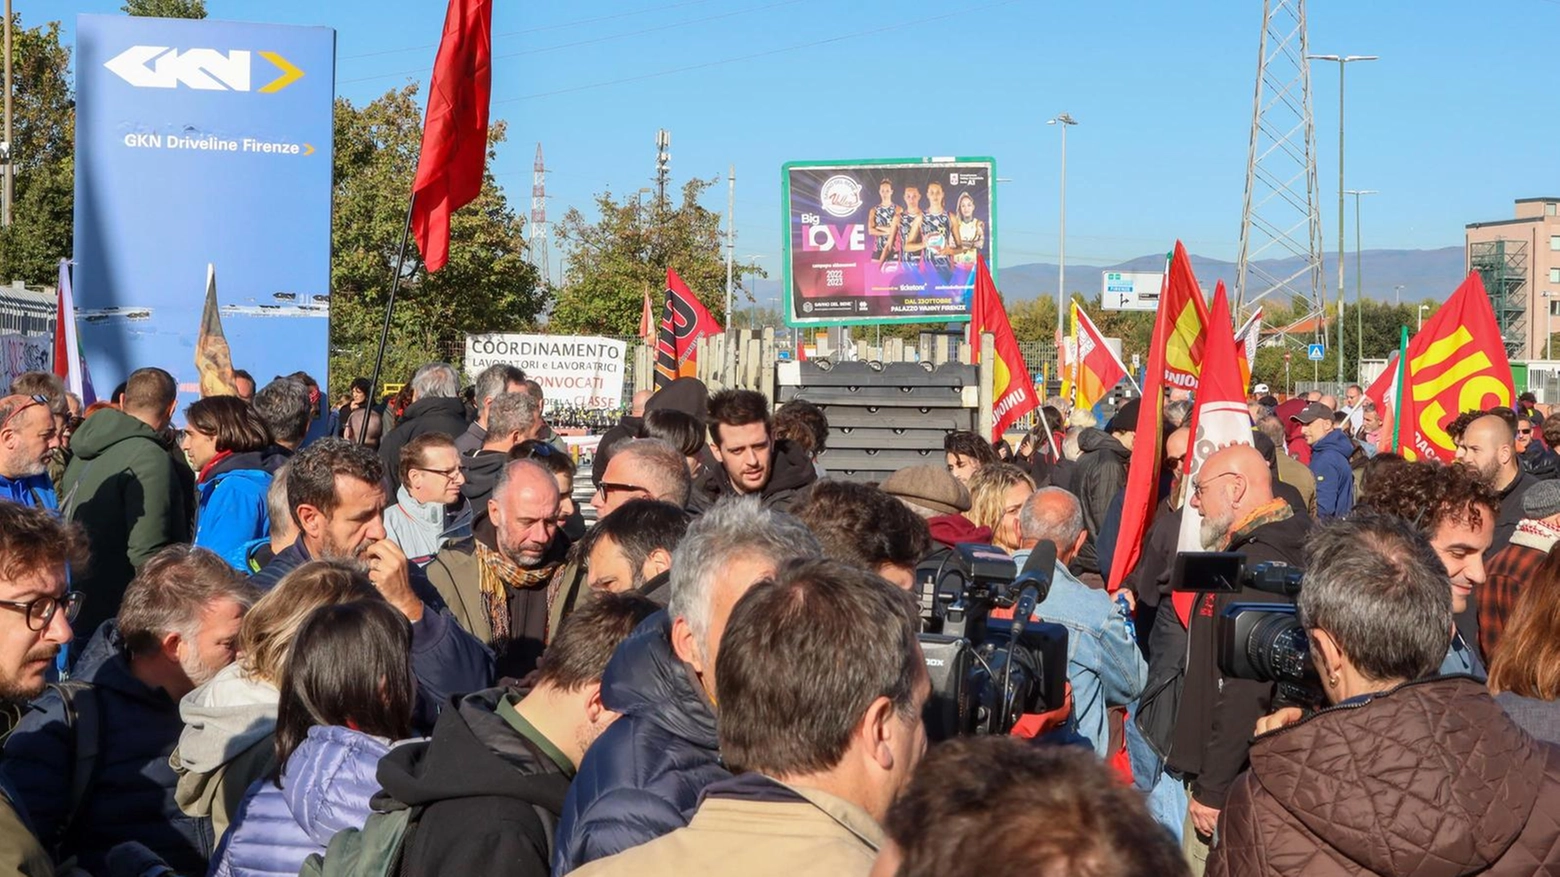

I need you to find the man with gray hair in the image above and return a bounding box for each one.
[460,391,544,523]
[553,497,822,873]
[455,363,526,454]
[591,437,694,517]
[253,377,312,455]
[381,362,471,491]
[1012,487,1145,758]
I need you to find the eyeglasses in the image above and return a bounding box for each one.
[0,394,48,431]
[1519,429,1533,436]
[0,591,82,631]
[595,480,649,499]
[412,466,463,482]
[1192,471,1238,499]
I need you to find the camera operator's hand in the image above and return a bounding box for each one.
[1255,706,1304,736]
[1188,799,1220,839]
[362,539,424,622]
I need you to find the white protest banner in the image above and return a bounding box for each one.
[465,333,627,409]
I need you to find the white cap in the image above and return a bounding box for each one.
[1253,383,1270,394]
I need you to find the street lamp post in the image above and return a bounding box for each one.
[1048,113,1078,340]
[1394,284,1404,306]
[1418,304,1429,332]
[1345,189,1377,367]
[1308,53,1377,387]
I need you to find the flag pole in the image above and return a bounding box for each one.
[362,192,417,445]
[1391,324,1407,451]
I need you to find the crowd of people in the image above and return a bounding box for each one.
[0,360,1557,876]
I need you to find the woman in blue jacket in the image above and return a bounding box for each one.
[211,599,417,877]
[183,397,274,570]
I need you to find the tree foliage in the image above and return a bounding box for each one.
[329,85,543,393]
[548,178,763,335]
[0,17,73,285]
[122,0,207,17]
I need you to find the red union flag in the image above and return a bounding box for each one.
[1071,302,1129,411]
[1397,272,1515,462]
[970,254,1039,440]
[655,269,722,389]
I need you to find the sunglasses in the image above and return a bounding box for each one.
[0,394,48,431]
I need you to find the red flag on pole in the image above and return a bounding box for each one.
[1107,241,1204,591]
[410,0,493,273]
[1394,272,1514,462]
[655,269,722,389]
[970,254,1039,440]
[1171,280,1252,627]
[638,287,656,342]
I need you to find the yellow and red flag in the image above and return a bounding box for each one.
[1071,301,1130,410]
[1108,241,1207,592]
[971,254,1039,440]
[1396,272,1514,462]
[654,268,722,390]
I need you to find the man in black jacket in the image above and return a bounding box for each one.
[380,363,472,491]
[1166,444,1308,869]
[374,592,659,877]
[1072,400,1138,578]
[689,389,817,513]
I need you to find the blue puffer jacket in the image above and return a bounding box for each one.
[194,452,272,571]
[210,725,390,877]
[552,611,728,874]
[1308,429,1356,518]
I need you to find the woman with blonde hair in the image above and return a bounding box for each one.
[967,462,1035,554]
[171,561,377,842]
[1488,548,1560,744]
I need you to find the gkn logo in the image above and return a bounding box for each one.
[104,46,303,93]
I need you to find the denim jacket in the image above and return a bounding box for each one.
[1020,556,1148,758]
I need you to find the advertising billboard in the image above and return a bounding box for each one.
[73,15,335,411]
[464,333,627,409]
[783,157,996,327]
[1101,271,1163,311]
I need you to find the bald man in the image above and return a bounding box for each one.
[1456,414,1537,558]
[1169,443,1311,854]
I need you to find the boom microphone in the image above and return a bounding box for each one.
[1009,541,1057,638]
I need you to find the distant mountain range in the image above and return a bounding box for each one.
[996,247,1466,305]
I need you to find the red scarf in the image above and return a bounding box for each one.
[197,450,234,484]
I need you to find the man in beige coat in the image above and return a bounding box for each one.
[573,558,929,877]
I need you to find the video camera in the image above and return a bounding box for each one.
[912,543,1069,740]
[1172,552,1321,705]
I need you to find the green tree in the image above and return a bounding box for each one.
[329,85,543,393]
[122,0,207,17]
[0,17,73,285]
[548,178,763,335]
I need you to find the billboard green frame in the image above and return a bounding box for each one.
[780,156,997,328]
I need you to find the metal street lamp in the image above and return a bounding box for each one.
[1047,113,1078,340]
[1345,188,1377,368]
[1418,304,1430,332]
[1308,53,1378,387]
[1394,284,1405,306]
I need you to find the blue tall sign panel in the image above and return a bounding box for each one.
[74,15,335,409]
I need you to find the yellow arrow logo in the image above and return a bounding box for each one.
[256,51,303,93]
[302,143,315,156]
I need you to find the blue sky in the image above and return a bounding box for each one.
[27,0,1560,295]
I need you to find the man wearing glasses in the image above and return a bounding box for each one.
[1166,444,1309,865]
[0,503,82,875]
[0,395,61,511]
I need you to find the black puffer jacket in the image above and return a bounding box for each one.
[1519,441,1559,482]
[380,397,471,490]
[376,687,572,877]
[552,612,726,874]
[689,438,817,514]
[1071,428,1131,574]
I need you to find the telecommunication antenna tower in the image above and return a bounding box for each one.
[530,143,550,287]
[1235,0,1325,339]
[655,129,671,210]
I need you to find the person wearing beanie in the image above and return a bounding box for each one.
[880,464,993,548]
[1480,477,1560,660]
[1070,398,1138,577]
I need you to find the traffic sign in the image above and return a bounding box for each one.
[1307,343,1325,361]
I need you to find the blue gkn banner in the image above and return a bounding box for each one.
[74,14,335,412]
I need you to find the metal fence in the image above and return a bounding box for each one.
[0,283,55,337]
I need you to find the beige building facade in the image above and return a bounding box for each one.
[1466,197,1560,360]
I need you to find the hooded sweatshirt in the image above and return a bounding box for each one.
[382,486,470,566]
[171,662,281,843]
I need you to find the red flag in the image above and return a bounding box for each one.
[638,287,656,342]
[1171,281,1252,627]
[410,0,493,273]
[970,254,1039,440]
[1072,302,1129,410]
[1395,273,1514,462]
[1108,241,1203,592]
[655,269,722,389]
[1364,348,1400,454]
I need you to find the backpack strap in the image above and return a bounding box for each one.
[47,680,101,856]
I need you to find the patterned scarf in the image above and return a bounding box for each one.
[1216,498,1294,552]
[474,541,558,657]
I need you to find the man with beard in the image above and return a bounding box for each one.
[0,505,82,875]
[249,438,493,724]
[1167,445,1309,871]
[3,546,257,876]
[690,390,817,513]
[427,459,568,680]
[0,395,61,510]
[1457,414,1537,557]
